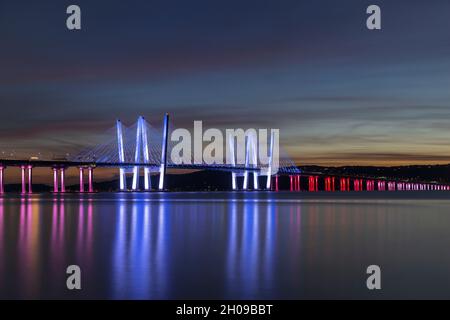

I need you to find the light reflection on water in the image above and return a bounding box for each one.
[1,192,450,299]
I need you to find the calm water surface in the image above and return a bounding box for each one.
[1,191,450,299]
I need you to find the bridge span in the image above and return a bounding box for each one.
[0,114,449,193]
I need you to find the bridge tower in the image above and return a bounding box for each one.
[227,133,237,190]
[265,129,276,190]
[227,129,276,191]
[158,113,169,190]
[131,116,151,191]
[243,130,259,190]
[116,120,127,190]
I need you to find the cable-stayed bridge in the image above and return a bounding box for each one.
[0,114,299,193]
[0,114,448,193]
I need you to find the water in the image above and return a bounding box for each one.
[1,191,450,299]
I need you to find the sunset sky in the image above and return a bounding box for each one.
[1,0,450,169]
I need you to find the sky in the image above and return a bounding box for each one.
[1,0,450,168]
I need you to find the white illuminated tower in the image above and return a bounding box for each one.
[227,131,237,190]
[116,120,127,190]
[243,130,258,190]
[266,130,275,190]
[158,113,169,190]
[131,116,151,191]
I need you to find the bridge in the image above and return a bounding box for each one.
[0,113,449,193]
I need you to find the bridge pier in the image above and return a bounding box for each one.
[295,175,300,191]
[325,177,335,192]
[79,167,85,193]
[340,177,349,191]
[387,181,396,191]
[52,168,58,192]
[0,165,4,194]
[308,176,318,192]
[60,168,66,193]
[21,165,26,194]
[27,165,32,193]
[88,167,94,193]
[51,167,66,193]
[354,179,363,191]
[366,180,374,191]
[19,165,33,194]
